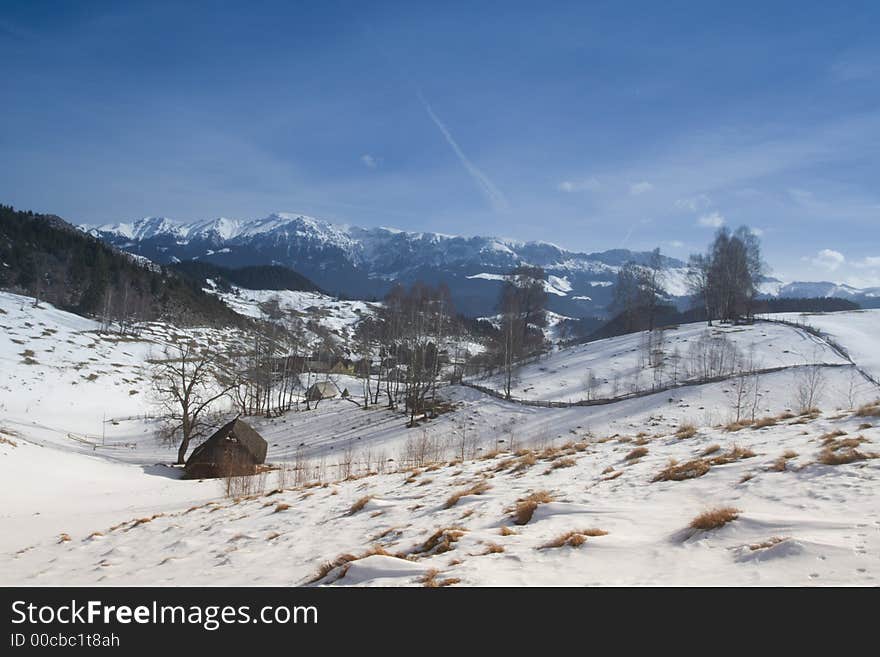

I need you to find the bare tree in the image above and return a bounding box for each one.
[498,266,548,399]
[794,364,826,413]
[152,340,236,464]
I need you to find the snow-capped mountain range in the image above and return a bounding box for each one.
[85,212,879,317]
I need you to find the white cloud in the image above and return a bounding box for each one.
[360,154,379,169]
[697,212,725,228]
[854,256,880,268]
[811,249,846,271]
[751,227,765,236]
[629,181,654,196]
[557,177,601,193]
[674,194,711,212]
[664,240,685,249]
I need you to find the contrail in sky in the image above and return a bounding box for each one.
[418,94,509,212]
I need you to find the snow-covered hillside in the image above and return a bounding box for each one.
[2,294,879,585]
[4,397,879,585]
[471,320,855,403]
[768,309,880,383]
[206,283,379,349]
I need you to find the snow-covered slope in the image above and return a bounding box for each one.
[471,320,851,403]
[206,283,379,349]
[769,309,880,383]
[2,296,879,585]
[4,398,879,585]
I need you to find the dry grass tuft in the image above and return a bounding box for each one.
[701,444,721,456]
[752,416,777,428]
[499,526,517,536]
[58,533,71,543]
[738,472,754,484]
[817,433,876,466]
[415,528,467,555]
[481,542,505,555]
[274,503,291,513]
[347,495,372,515]
[769,450,798,472]
[0,435,17,447]
[545,456,577,473]
[724,421,749,432]
[652,458,710,482]
[689,507,740,531]
[708,444,756,465]
[817,447,876,466]
[676,423,698,439]
[512,452,538,474]
[511,490,554,525]
[603,470,623,481]
[309,545,391,583]
[540,528,607,549]
[444,480,491,509]
[855,402,880,418]
[420,568,460,587]
[818,429,847,444]
[625,446,648,461]
[748,536,788,551]
[857,423,873,430]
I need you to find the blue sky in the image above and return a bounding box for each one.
[1,1,879,285]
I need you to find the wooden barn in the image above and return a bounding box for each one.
[184,418,268,479]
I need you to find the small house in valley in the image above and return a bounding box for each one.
[184,418,268,479]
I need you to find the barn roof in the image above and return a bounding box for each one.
[186,418,268,466]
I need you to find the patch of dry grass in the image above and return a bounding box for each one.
[625,446,648,461]
[855,402,880,418]
[415,528,467,555]
[817,447,876,466]
[274,503,291,513]
[444,480,491,509]
[481,542,505,555]
[701,444,720,456]
[545,456,577,473]
[769,450,798,472]
[748,536,788,551]
[420,568,460,587]
[652,458,710,482]
[512,452,538,474]
[724,421,749,432]
[309,545,392,583]
[499,526,517,536]
[689,507,740,531]
[510,490,554,525]
[752,416,777,428]
[540,528,607,549]
[347,495,372,515]
[676,423,697,439]
[708,444,756,465]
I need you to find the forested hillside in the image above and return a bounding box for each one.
[0,205,241,326]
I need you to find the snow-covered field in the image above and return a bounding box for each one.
[470,321,851,403]
[2,292,879,585]
[767,309,880,383]
[210,284,379,348]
